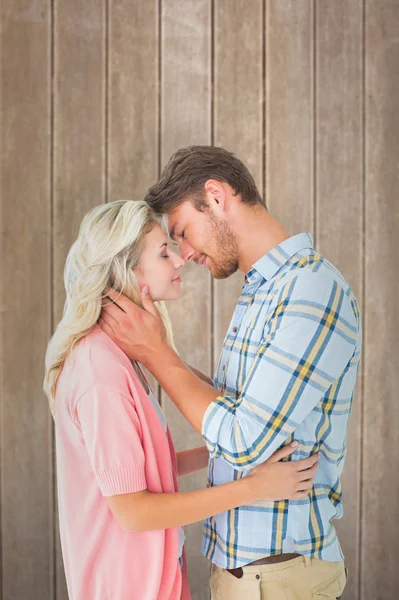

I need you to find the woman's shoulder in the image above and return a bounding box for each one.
[84,325,135,386]
[60,325,137,399]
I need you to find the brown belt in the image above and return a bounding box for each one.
[226,553,302,579]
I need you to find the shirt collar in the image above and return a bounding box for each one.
[245,233,314,285]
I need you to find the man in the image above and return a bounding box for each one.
[100,146,361,599]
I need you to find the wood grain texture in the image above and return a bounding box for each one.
[108,0,158,201]
[53,1,107,596]
[266,0,314,234]
[1,2,53,598]
[362,1,399,598]
[160,1,212,597]
[315,2,363,598]
[1,2,399,598]
[107,0,159,393]
[213,0,264,364]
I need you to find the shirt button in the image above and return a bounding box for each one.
[255,574,260,580]
[222,365,226,371]
[232,327,238,333]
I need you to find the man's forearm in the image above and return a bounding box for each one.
[186,364,213,386]
[145,345,218,433]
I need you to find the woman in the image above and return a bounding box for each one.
[44,200,318,600]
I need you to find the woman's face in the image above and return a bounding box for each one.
[134,224,185,301]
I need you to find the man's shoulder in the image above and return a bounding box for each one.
[259,253,360,331]
[268,252,354,299]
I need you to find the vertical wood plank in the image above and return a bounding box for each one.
[362,2,399,598]
[108,0,158,201]
[266,0,314,234]
[53,1,106,597]
[161,1,211,596]
[1,3,398,599]
[213,0,264,363]
[1,2,53,598]
[108,0,159,393]
[315,3,363,598]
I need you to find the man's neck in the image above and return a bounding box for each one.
[235,209,291,274]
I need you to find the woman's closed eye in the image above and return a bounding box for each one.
[160,242,170,258]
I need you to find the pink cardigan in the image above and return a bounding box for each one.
[55,324,191,600]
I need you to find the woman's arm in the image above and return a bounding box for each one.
[107,444,318,532]
[176,445,209,477]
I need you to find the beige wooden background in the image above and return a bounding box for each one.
[1,1,398,599]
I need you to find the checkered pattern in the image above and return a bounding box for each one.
[201,233,362,568]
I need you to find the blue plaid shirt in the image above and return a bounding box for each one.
[201,233,362,568]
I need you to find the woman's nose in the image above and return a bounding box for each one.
[171,250,185,269]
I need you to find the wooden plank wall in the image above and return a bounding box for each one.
[160,1,212,596]
[2,2,53,599]
[362,2,399,599]
[1,2,398,599]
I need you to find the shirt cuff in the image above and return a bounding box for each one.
[96,464,147,497]
[201,395,236,455]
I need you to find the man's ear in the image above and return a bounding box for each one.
[204,179,226,212]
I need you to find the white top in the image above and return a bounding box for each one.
[147,388,185,561]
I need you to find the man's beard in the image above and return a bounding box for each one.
[205,215,239,280]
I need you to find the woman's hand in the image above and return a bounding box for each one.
[247,442,319,502]
[107,443,318,533]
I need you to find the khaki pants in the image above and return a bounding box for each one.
[209,556,347,600]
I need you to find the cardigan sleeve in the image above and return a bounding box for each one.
[77,385,147,496]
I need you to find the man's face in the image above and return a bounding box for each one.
[166,200,239,280]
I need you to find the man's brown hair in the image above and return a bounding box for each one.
[145,146,265,214]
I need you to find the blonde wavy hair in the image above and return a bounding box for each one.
[44,199,176,416]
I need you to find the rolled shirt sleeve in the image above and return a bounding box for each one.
[202,273,360,470]
[77,385,147,496]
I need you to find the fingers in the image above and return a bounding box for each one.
[294,454,319,472]
[287,454,319,500]
[102,296,124,312]
[297,478,314,491]
[98,316,115,338]
[292,478,314,499]
[291,462,318,500]
[298,462,318,482]
[100,305,120,328]
[293,490,312,500]
[101,300,124,326]
[268,441,298,463]
[104,287,129,313]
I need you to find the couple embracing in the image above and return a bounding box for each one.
[45,146,361,600]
